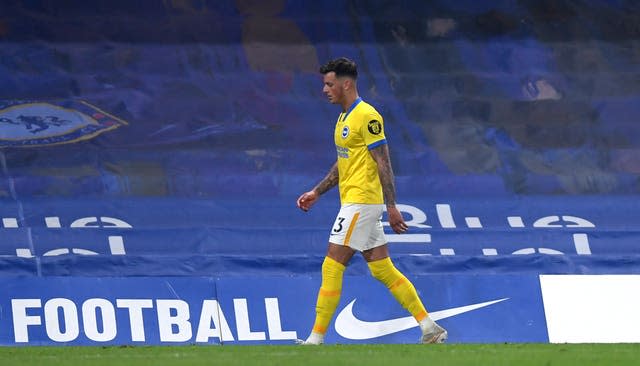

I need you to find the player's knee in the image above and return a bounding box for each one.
[367,257,396,283]
[320,256,346,293]
[322,256,346,277]
[368,263,384,280]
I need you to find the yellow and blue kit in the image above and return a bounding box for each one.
[333,97,387,204]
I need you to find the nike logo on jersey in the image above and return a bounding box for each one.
[334,298,509,340]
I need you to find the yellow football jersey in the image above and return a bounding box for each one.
[334,98,387,204]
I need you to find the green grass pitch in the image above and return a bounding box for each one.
[2,344,639,366]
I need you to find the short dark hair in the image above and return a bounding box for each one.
[319,57,358,79]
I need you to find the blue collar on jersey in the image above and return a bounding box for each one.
[340,97,362,122]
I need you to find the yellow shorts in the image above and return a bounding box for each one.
[328,203,386,252]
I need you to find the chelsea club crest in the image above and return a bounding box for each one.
[0,100,127,147]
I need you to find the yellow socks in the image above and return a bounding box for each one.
[310,256,426,340]
[368,257,428,322]
[312,256,346,334]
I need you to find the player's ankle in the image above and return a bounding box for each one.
[306,331,325,345]
[419,316,437,333]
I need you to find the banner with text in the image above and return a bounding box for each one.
[1,274,549,345]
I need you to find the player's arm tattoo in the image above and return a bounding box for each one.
[313,162,339,195]
[370,144,397,207]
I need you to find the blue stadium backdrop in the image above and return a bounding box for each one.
[0,0,639,345]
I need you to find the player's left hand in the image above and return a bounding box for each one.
[387,206,409,234]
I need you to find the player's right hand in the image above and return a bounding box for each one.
[387,205,409,234]
[296,190,318,212]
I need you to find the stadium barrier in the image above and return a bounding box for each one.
[3,274,640,345]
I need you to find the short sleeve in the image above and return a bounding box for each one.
[362,112,387,150]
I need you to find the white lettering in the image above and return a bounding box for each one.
[70,216,132,228]
[12,299,42,343]
[42,248,99,256]
[383,204,430,228]
[15,248,34,258]
[45,217,61,228]
[573,233,592,255]
[157,300,192,342]
[234,299,265,341]
[436,204,456,228]
[265,298,296,340]
[116,299,153,342]
[99,217,133,228]
[70,216,99,228]
[534,216,563,228]
[82,299,117,342]
[44,298,79,342]
[562,216,595,228]
[512,248,564,255]
[108,236,126,255]
[534,215,595,228]
[195,300,234,342]
[3,217,18,228]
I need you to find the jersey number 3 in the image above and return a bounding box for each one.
[333,217,345,233]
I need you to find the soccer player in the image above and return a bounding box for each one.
[296,57,447,345]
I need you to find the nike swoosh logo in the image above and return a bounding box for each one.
[335,298,509,340]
